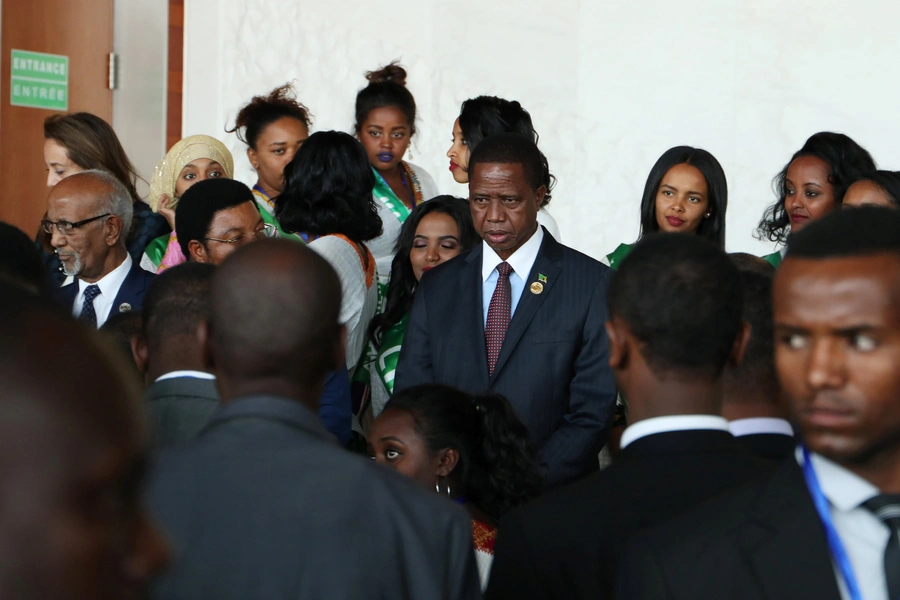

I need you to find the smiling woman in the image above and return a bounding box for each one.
[604,146,728,269]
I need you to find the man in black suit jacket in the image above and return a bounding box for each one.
[485,234,773,599]
[724,254,795,460]
[618,207,900,600]
[395,133,616,486]
[46,170,154,327]
[148,240,481,599]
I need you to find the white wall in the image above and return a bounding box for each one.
[183,0,900,259]
[113,0,168,197]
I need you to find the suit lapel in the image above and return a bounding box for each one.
[490,234,562,382]
[740,460,842,600]
[463,247,490,385]
[111,263,147,315]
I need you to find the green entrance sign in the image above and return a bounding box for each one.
[10,49,69,111]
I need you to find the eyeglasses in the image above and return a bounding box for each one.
[41,213,111,235]
[204,223,277,245]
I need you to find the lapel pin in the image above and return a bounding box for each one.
[530,282,544,295]
[538,273,548,283]
[118,302,132,313]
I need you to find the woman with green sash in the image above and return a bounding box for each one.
[364,196,479,417]
[354,62,438,302]
[756,132,876,268]
[604,146,728,269]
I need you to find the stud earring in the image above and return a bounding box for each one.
[704,213,711,218]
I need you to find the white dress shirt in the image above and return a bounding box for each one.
[72,253,133,328]
[619,414,730,449]
[798,450,889,600]
[728,417,794,437]
[155,370,216,383]
[481,225,544,325]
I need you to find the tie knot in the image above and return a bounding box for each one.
[84,284,101,302]
[496,262,513,278]
[864,494,900,526]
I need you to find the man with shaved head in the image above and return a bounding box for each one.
[148,240,481,599]
[45,170,154,327]
[0,283,169,598]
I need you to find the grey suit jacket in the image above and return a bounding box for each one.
[147,395,482,600]
[144,376,219,448]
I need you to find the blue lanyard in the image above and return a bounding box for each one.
[800,444,864,600]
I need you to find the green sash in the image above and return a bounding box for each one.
[606,243,634,270]
[373,315,407,395]
[372,167,412,224]
[762,250,783,268]
[143,233,169,268]
[252,187,304,243]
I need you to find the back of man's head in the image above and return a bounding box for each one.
[788,204,900,259]
[722,253,780,412]
[608,233,744,379]
[209,239,343,404]
[467,132,545,192]
[0,222,45,295]
[175,178,256,258]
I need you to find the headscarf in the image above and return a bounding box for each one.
[148,135,234,211]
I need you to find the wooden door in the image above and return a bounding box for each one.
[0,0,114,235]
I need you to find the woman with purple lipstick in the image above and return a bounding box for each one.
[354,62,438,299]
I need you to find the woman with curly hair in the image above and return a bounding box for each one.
[756,131,875,267]
[275,131,383,375]
[227,83,312,239]
[369,384,544,589]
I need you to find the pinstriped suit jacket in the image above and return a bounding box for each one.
[395,229,618,486]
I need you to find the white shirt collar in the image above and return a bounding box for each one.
[481,225,544,282]
[728,417,794,438]
[78,252,132,298]
[155,370,216,383]
[619,414,730,449]
[798,449,880,512]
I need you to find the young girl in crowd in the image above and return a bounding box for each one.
[227,83,312,239]
[446,95,561,240]
[354,62,438,294]
[605,146,728,269]
[141,135,234,272]
[757,131,875,267]
[842,170,900,209]
[276,131,383,376]
[369,384,544,589]
[364,196,479,417]
[40,112,170,285]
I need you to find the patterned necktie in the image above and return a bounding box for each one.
[79,284,101,329]
[485,262,514,376]
[863,494,900,600]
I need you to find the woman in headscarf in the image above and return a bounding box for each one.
[140,135,234,272]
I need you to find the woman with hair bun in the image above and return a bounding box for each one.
[227,83,312,239]
[369,384,544,589]
[756,131,876,267]
[355,62,438,293]
[603,145,728,269]
[446,95,561,240]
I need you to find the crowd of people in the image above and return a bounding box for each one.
[1,59,899,599]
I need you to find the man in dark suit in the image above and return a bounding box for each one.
[485,234,773,599]
[395,133,616,486]
[724,253,795,460]
[46,170,154,327]
[617,207,900,600]
[0,283,169,599]
[148,239,481,599]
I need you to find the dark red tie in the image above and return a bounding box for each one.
[485,262,513,376]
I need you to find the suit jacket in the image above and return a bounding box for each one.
[485,430,774,600]
[55,259,154,318]
[148,395,481,600]
[737,432,796,461]
[395,230,617,486]
[143,376,219,448]
[616,457,841,600]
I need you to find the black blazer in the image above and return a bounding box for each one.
[616,457,841,600]
[485,429,774,600]
[143,376,219,448]
[737,432,797,461]
[395,230,617,486]
[55,259,154,320]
